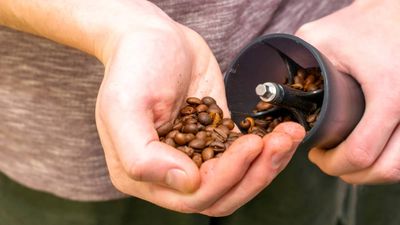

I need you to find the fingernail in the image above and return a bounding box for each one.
[165,169,189,192]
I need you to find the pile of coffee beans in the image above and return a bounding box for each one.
[239,67,324,135]
[157,96,242,167]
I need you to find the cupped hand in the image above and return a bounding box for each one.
[296,0,400,184]
[95,8,305,215]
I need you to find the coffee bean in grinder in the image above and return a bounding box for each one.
[224,33,365,151]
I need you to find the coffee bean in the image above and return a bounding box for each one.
[198,112,212,125]
[211,112,222,127]
[192,153,203,168]
[294,75,304,85]
[180,105,196,115]
[204,125,215,132]
[255,101,273,112]
[212,128,228,142]
[254,119,269,128]
[221,118,235,130]
[172,122,183,131]
[164,138,176,148]
[297,68,306,79]
[185,133,196,143]
[201,96,216,106]
[208,103,223,116]
[177,146,194,157]
[182,123,198,134]
[215,153,223,158]
[196,131,208,140]
[202,147,214,161]
[174,132,187,145]
[196,104,208,113]
[166,130,178,139]
[186,97,202,105]
[184,118,198,124]
[157,96,246,167]
[156,121,173,137]
[209,141,225,152]
[189,138,206,149]
[306,113,318,123]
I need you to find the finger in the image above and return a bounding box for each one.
[201,122,305,216]
[308,101,397,176]
[340,123,400,184]
[181,134,263,212]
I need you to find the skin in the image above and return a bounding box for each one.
[295,0,400,184]
[0,0,305,216]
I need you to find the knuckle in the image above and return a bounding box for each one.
[125,157,150,181]
[377,168,400,183]
[344,145,376,169]
[295,22,315,37]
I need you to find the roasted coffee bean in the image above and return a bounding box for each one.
[197,123,205,131]
[239,117,254,130]
[166,130,178,139]
[209,141,225,152]
[221,118,235,130]
[196,104,208,113]
[172,122,183,131]
[174,132,187,145]
[185,133,196,143]
[177,146,194,157]
[189,138,206,149]
[306,113,318,123]
[217,125,230,136]
[204,125,215,132]
[184,118,198,124]
[254,119,269,128]
[212,128,228,142]
[201,96,216,106]
[297,68,306,79]
[158,96,244,167]
[186,97,202,105]
[180,105,196,115]
[255,101,273,112]
[156,121,173,137]
[304,75,316,86]
[306,83,318,92]
[196,131,208,140]
[164,138,176,148]
[291,83,303,90]
[202,147,214,161]
[208,103,223,116]
[211,112,222,127]
[192,153,203,168]
[198,112,212,125]
[239,119,251,129]
[294,75,304,85]
[182,123,198,134]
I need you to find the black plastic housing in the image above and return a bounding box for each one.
[224,33,365,151]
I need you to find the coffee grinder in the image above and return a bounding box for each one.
[224,33,365,151]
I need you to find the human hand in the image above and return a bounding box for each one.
[295,0,400,184]
[95,3,305,216]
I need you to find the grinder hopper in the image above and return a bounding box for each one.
[224,33,365,151]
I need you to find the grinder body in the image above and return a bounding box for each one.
[224,33,365,151]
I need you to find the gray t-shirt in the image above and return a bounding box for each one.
[0,0,352,201]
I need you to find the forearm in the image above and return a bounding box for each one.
[0,0,174,62]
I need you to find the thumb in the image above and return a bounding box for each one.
[97,94,200,193]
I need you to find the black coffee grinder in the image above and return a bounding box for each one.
[224,33,365,151]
